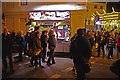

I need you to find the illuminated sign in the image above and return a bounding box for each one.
[29,11,70,20]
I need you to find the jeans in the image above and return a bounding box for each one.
[108,47,113,59]
[47,49,55,64]
[41,47,47,61]
[2,52,13,72]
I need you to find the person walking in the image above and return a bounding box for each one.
[47,30,56,66]
[70,28,92,80]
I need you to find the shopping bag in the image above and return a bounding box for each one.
[84,61,91,73]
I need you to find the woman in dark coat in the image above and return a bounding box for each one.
[47,30,56,66]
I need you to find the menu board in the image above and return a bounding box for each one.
[29,11,70,20]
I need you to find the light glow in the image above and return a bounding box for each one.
[34,4,86,11]
[96,21,101,25]
[29,11,70,20]
[91,17,94,21]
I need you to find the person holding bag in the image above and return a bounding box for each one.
[70,28,92,80]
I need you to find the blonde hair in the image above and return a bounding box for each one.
[49,29,55,36]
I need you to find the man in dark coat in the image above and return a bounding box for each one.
[2,27,14,76]
[41,30,48,62]
[70,28,92,80]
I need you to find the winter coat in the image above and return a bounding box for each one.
[70,35,92,74]
[70,35,92,62]
[41,34,47,48]
[33,37,42,52]
[2,33,13,55]
[16,35,26,49]
[48,35,56,50]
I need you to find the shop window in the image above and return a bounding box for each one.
[94,5,97,9]
[21,0,27,6]
[100,6,103,9]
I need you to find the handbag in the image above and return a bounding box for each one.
[34,49,42,56]
[84,61,91,73]
[28,49,34,56]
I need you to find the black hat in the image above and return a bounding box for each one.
[34,26,39,31]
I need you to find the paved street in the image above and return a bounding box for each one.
[1,54,119,80]
[1,41,120,80]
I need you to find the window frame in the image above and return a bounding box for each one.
[100,5,103,9]
[20,0,28,6]
[94,5,97,9]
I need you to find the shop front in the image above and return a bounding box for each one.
[28,10,71,41]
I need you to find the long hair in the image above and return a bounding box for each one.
[49,30,55,36]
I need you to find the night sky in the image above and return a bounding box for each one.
[107,2,120,12]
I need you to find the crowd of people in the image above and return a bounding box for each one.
[85,29,120,59]
[2,26,120,80]
[70,28,120,80]
[2,26,56,77]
